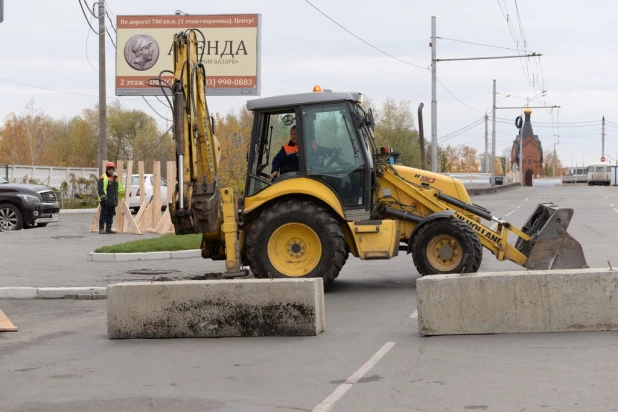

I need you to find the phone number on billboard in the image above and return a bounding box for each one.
[206,78,254,87]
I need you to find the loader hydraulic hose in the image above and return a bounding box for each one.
[435,192,495,222]
[381,206,423,223]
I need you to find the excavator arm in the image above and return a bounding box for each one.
[166,30,244,275]
[170,30,222,236]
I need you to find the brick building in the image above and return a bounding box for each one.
[510,107,543,186]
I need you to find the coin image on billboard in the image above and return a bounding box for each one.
[124,34,159,71]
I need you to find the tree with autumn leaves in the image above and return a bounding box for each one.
[1,97,530,192]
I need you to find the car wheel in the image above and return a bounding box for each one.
[0,203,24,231]
[37,223,48,227]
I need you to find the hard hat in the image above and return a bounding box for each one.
[106,161,116,169]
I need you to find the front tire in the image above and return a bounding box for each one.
[411,218,480,276]
[246,199,347,286]
[0,203,24,231]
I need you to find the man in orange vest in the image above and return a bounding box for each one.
[270,126,300,181]
[97,162,125,234]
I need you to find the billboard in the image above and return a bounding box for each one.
[115,14,261,97]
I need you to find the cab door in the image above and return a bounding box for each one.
[300,102,371,220]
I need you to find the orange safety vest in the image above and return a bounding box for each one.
[283,143,299,155]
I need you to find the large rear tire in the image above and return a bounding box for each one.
[411,218,481,276]
[246,199,347,286]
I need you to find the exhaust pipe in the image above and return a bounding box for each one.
[418,103,426,171]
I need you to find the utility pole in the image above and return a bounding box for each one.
[602,116,605,160]
[484,114,489,173]
[519,114,523,186]
[491,80,496,186]
[429,16,540,176]
[98,0,107,174]
[430,16,437,172]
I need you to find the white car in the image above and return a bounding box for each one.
[129,174,168,212]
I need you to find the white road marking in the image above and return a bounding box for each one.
[410,310,418,319]
[504,209,517,217]
[524,198,528,201]
[517,206,521,209]
[312,342,396,412]
[613,208,618,215]
[611,204,614,207]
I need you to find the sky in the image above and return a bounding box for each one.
[1,0,617,167]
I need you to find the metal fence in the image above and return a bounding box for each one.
[0,164,99,188]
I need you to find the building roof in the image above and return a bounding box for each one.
[246,91,363,111]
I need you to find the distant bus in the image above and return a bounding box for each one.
[587,162,611,186]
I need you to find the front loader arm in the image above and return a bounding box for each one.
[378,166,587,271]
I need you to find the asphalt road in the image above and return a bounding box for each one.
[2,184,618,411]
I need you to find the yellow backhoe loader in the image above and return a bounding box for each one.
[152,30,587,285]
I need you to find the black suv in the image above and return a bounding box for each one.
[0,176,61,231]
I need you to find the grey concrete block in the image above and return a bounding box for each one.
[90,253,116,262]
[93,294,107,300]
[107,279,325,339]
[38,287,107,299]
[146,251,172,260]
[114,253,148,262]
[417,268,618,335]
[77,294,93,300]
[170,250,201,259]
[0,287,38,299]
[64,294,78,299]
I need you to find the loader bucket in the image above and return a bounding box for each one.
[514,203,588,270]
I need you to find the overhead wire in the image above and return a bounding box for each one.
[436,37,526,52]
[303,0,429,70]
[78,0,98,34]
[439,117,485,142]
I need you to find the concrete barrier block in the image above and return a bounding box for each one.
[38,287,107,299]
[114,253,148,262]
[0,287,38,299]
[417,268,618,335]
[107,279,325,339]
[146,251,171,260]
[170,250,201,259]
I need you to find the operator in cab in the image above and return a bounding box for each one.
[270,126,299,181]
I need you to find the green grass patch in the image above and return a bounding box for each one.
[95,233,201,253]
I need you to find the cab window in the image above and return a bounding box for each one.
[302,103,366,208]
[246,111,295,197]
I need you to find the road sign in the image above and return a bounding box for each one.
[601,157,606,162]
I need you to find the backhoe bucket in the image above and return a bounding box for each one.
[515,203,588,270]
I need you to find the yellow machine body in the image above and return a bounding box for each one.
[164,29,587,282]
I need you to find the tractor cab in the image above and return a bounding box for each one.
[243,90,378,220]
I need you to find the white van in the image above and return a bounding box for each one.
[587,162,611,186]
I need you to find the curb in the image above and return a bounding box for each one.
[60,208,98,214]
[88,249,201,262]
[0,287,107,300]
[467,183,520,196]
